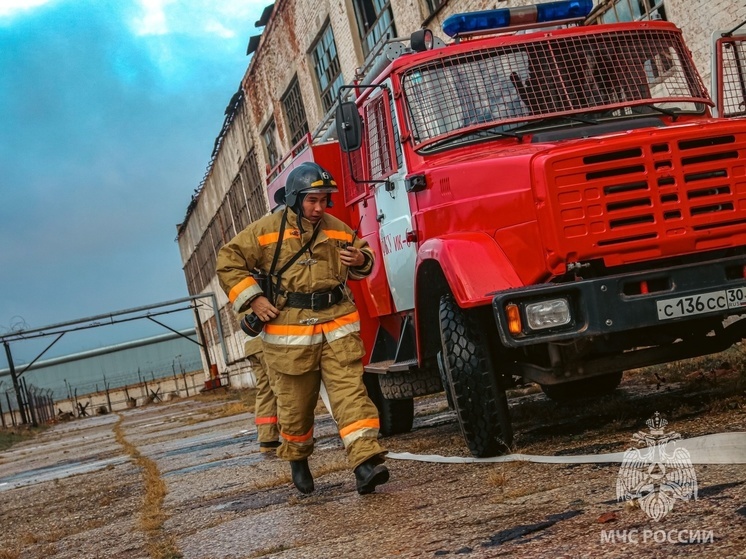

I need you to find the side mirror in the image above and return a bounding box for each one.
[336,101,363,152]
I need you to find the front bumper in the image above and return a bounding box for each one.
[492,254,746,348]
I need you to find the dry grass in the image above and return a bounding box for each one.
[508,349,745,434]
[0,425,43,452]
[399,435,453,454]
[192,388,245,403]
[201,389,257,418]
[254,471,293,490]
[257,472,292,490]
[508,384,543,398]
[628,341,746,387]
[487,469,507,489]
[246,545,291,557]
[313,454,349,477]
[415,400,451,417]
[503,479,565,501]
[204,401,252,418]
[174,389,258,425]
[483,462,570,502]
[252,452,349,491]
[114,415,183,559]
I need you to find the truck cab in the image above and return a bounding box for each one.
[328,0,746,457]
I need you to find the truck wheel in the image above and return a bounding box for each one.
[439,294,512,457]
[540,371,623,403]
[379,367,443,400]
[363,372,414,436]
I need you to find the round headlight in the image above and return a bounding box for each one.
[411,28,434,52]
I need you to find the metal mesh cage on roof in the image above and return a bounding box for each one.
[719,36,746,118]
[402,26,710,150]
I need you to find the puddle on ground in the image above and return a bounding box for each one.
[0,455,128,491]
[161,433,254,457]
[164,453,264,476]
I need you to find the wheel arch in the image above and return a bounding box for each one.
[415,259,450,366]
[415,233,524,364]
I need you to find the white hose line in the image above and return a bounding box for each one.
[319,380,332,416]
[321,381,746,465]
[387,432,746,465]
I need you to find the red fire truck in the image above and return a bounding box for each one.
[268,0,746,456]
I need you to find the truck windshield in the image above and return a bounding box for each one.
[402,26,710,152]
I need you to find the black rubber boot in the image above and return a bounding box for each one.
[354,457,389,495]
[290,459,314,494]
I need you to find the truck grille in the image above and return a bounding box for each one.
[542,125,746,268]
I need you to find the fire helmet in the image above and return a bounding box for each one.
[284,161,338,210]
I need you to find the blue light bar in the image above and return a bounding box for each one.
[442,0,593,38]
[537,0,593,21]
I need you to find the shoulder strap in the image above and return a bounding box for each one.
[276,224,320,276]
[265,210,288,303]
[267,210,288,279]
[266,210,320,302]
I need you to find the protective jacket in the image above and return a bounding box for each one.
[216,207,374,375]
[244,336,263,358]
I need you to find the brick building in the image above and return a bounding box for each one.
[175,0,746,383]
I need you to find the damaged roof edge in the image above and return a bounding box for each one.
[178,1,285,240]
[255,3,275,28]
[176,89,245,239]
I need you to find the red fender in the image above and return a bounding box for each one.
[417,232,523,307]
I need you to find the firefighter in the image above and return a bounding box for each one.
[243,334,281,454]
[216,161,388,495]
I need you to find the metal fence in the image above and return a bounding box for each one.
[1,369,208,428]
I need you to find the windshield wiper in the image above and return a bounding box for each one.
[565,114,600,124]
[478,127,523,138]
[509,114,601,134]
[424,126,523,151]
[629,103,679,121]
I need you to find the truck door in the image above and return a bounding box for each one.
[364,83,417,312]
[712,25,746,118]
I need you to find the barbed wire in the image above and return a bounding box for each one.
[0,315,31,335]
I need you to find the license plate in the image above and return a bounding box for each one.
[657,287,746,320]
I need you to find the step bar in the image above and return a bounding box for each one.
[364,358,418,374]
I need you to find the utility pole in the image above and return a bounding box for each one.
[3,341,28,424]
[193,304,213,372]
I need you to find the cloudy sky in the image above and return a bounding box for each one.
[1,0,266,362]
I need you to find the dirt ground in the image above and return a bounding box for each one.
[0,360,744,559]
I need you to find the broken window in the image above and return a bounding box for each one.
[282,76,308,147]
[588,0,667,24]
[312,22,344,113]
[240,149,269,223]
[262,118,279,171]
[351,0,397,57]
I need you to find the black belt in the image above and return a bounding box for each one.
[282,284,346,311]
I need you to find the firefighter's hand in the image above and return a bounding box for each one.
[249,296,279,322]
[340,245,365,267]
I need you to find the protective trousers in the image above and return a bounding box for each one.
[271,340,385,469]
[248,351,279,443]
